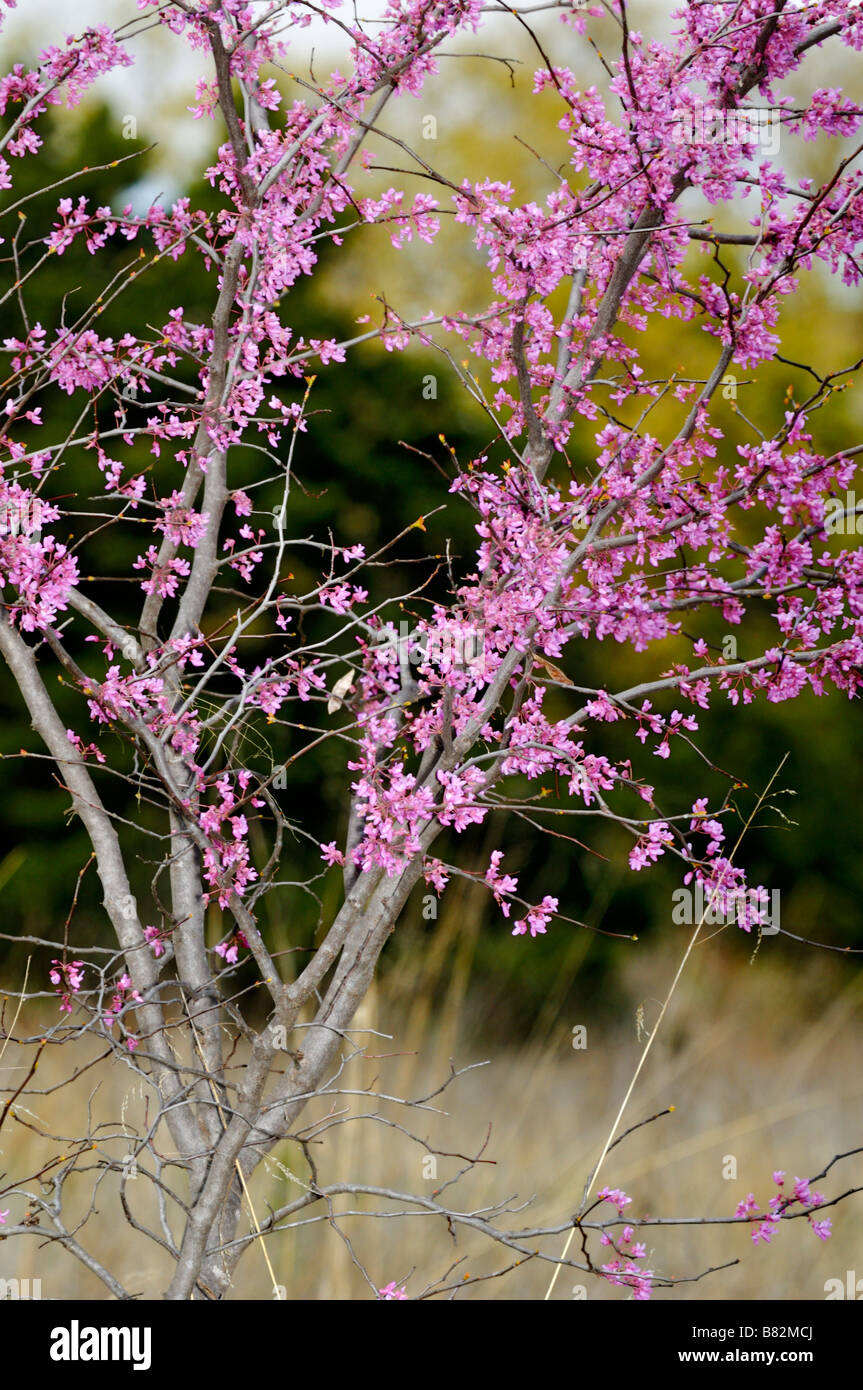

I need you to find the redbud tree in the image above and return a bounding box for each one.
[1,0,862,1301]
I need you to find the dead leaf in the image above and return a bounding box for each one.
[534,655,574,686]
[327,669,355,714]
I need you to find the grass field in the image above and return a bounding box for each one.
[2,918,861,1301]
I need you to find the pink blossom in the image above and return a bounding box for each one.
[144,925,167,959]
[597,1186,632,1215]
[511,895,558,939]
[49,958,85,1013]
[377,1281,407,1300]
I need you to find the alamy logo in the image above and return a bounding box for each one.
[824,1271,863,1300]
[0,497,43,541]
[672,882,780,934]
[49,1321,152,1371]
[671,105,780,156]
[825,493,863,535]
[0,1277,41,1299]
[387,619,486,674]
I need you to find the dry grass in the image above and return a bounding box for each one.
[1,923,861,1301]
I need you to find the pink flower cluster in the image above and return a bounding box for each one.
[49,958,85,1013]
[103,973,143,1051]
[735,1171,832,1245]
[214,929,249,967]
[596,1187,654,1300]
[377,1281,408,1300]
